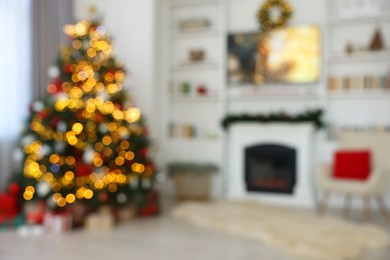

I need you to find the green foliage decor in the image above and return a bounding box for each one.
[257,0,293,31]
[221,109,324,130]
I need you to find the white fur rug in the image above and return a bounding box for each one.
[172,200,390,260]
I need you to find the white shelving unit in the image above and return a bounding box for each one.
[160,0,225,171]
[326,0,390,127]
[329,12,390,26]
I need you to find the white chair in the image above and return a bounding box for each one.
[317,132,390,221]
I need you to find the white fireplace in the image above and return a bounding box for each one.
[226,123,316,208]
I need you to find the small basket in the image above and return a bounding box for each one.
[168,162,218,201]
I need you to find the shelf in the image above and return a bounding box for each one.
[327,89,390,99]
[169,94,220,102]
[329,50,390,63]
[330,12,390,26]
[227,86,320,100]
[173,29,220,39]
[165,138,220,145]
[171,0,220,8]
[228,94,319,101]
[172,61,219,71]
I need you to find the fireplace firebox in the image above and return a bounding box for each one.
[245,144,296,194]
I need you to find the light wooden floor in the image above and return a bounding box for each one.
[1,210,390,260]
[1,185,390,260]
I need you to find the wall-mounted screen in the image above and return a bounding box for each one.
[227,25,321,86]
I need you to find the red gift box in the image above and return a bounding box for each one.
[0,194,18,223]
[24,201,46,224]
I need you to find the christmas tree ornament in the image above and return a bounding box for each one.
[54,141,66,153]
[47,66,60,78]
[96,25,106,35]
[37,182,51,198]
[117,193,127,204]
[41,145,51,157]
[32,101,44,112]
[82,147,94,163]
[57,121,67,132]
[98,123,108,133]
[21,135,35,146]
[142,179,151,189]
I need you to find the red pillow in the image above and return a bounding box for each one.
[332,150,371,180]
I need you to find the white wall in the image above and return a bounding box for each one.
[72,0,390,208]
[72,0,158,141]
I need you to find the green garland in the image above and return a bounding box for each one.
[257,0,293,31]
[221,109,324,130]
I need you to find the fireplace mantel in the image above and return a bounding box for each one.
[226,123,316,208]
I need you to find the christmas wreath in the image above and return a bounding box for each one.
[257,0,293,31]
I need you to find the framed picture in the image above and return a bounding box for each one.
[227,32,261,85]
[227,25,321,86]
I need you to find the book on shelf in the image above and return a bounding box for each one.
[328,74,388,92]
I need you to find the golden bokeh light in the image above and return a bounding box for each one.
[47,83,58,94]
[43,172,54,182]
[115,156,125,166]
[93,157,103,167]
[114,71,124,81]
[102,136,112,146]
[72,40,83,49]
[103,147,113,157]
[72,122,84,134]
[84,189,93,199]
[66,156,76,166]
[64,171,75,181]
[57,198,67,207]
[52,193,62,202]
[23,191,33,200]
[125,151,135,161]
[66,194,76,203]
[120,140,130,149]
[107,84,118,94]
[125,108,141,123]
[87,48,97,58]
[108,183,118,192]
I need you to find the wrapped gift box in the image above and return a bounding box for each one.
[0,194,18,224]
[44,212,72,234]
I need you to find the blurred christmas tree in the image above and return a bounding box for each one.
[12,12,158,215]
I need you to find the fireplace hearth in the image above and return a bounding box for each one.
[227,123,315,208]
[245,144,296,194]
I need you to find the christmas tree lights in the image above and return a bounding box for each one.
[13,15,156,211]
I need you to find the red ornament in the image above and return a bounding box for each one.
[49,116,61,129]
[8,183,20,196]
[75,110,84,120]
[47,78,64,94]
[140,148,149,158]
[75,163,93,177]
[114,102,123,110]
[63,64,72,74]
[139,204,159,217]
[38,110,49,120]
[142,127,149,136]
[144,162,155,174]
[196,86,208,96]
[98,192,109,202]
[95,112,104,123]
